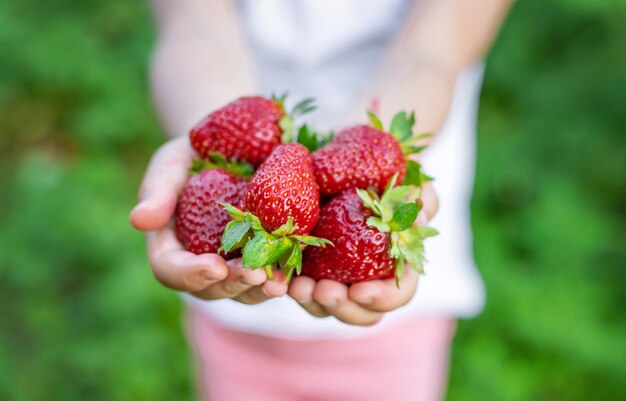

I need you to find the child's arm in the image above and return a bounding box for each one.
[288,0,512,326]
[149,0,256,138]
[130,0,286,303]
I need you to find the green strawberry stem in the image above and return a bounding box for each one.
[219,202,332,283]
[190,152,254,178]
[356,173,438,286]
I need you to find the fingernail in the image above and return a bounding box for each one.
[262,287,272,297]
[131,199,153,215]
[203,270,223,282]
[299,297,312,305]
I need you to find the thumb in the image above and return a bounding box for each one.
[130,137,194,231]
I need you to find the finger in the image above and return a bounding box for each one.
[313,280,384,326]
[130,137,195,231]
[419,181,439,223]
[146,227,229,292]
[349,269,419,312]
[191,258,267,300]
[288,276,331,318]
[233,270,288,305]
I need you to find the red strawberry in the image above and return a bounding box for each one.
[302,176,438,284]
[302,188,394,282]
[313,125,405,195]
[244,143,319,234]
[311,111,431,195]
[175,166,249,258]
[220,143,330,281]
[190,96,315,166]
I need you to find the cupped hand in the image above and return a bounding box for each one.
[288,182,438,326]
[129,136,287,304]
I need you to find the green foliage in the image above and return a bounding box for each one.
[449,1,626,400]
[0,0,624,400]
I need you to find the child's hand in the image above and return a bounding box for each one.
[130,137,288,304]
[288,270,420,326]
[288,183,438,326]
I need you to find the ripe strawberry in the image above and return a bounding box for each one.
[220,143,330,281]
[313,125,405,195]
[190,95,315,166]
[175,155,252,258]
[311,111,431,195]
[244,143,320,234]
[302,188,394,283]
[301,175,438,284]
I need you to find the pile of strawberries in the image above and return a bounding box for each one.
[175,95,437,285]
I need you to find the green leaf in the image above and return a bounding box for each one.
[389,203,419,232]
[366,216,390,233]
[420,172,434,183]
[279,115,295,142]
[279,244,302,283]
[291,98,316,117]
[296,125,317,151]
[220,221,251,252]
[394,256,405,288]
[296,125,333,152]
[389,111,415,142]
[190,159,208,175]
[389,232,402,259]
[417,226,439,239]
[356,188,376,210]
[219,202,246,221]
[290,235,333,247]
[367,110,384,130]
[271,217,298,236]
[412,132,432,141]
[402,145,428,155]
[383,172,400,195]
[242,231,293,269]
[403,160,423,186]
[190,154,254,177]
[272,92,288,106]
[395,225,437,274]
[379,185,419,218]
[208,152,228,165]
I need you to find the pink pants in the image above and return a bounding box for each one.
[186,307,456,401]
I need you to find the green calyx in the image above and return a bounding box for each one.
[219,202,333,283]
[273,93,334,150]
[367,110,434,187]
[356,173,438,286]
[367,109,433,154]
[403,159,434,186]
[191,152,254,178]
[272,93,318,143]
[296,124,334,152]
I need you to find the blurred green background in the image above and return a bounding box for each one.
[0,0,624,400]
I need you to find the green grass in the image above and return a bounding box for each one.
[0,1,624,400]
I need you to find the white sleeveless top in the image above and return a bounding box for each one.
[185,0,486,339]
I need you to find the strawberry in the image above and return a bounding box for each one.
[175,155,252,258]
[220,143,330,281]
[190,95,315,166]
[244,143,320,234]
[311,111,432,195]
[301,175,438,284]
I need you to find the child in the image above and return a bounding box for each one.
[131,1,511,400]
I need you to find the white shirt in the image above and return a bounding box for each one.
[185,0,486,339]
